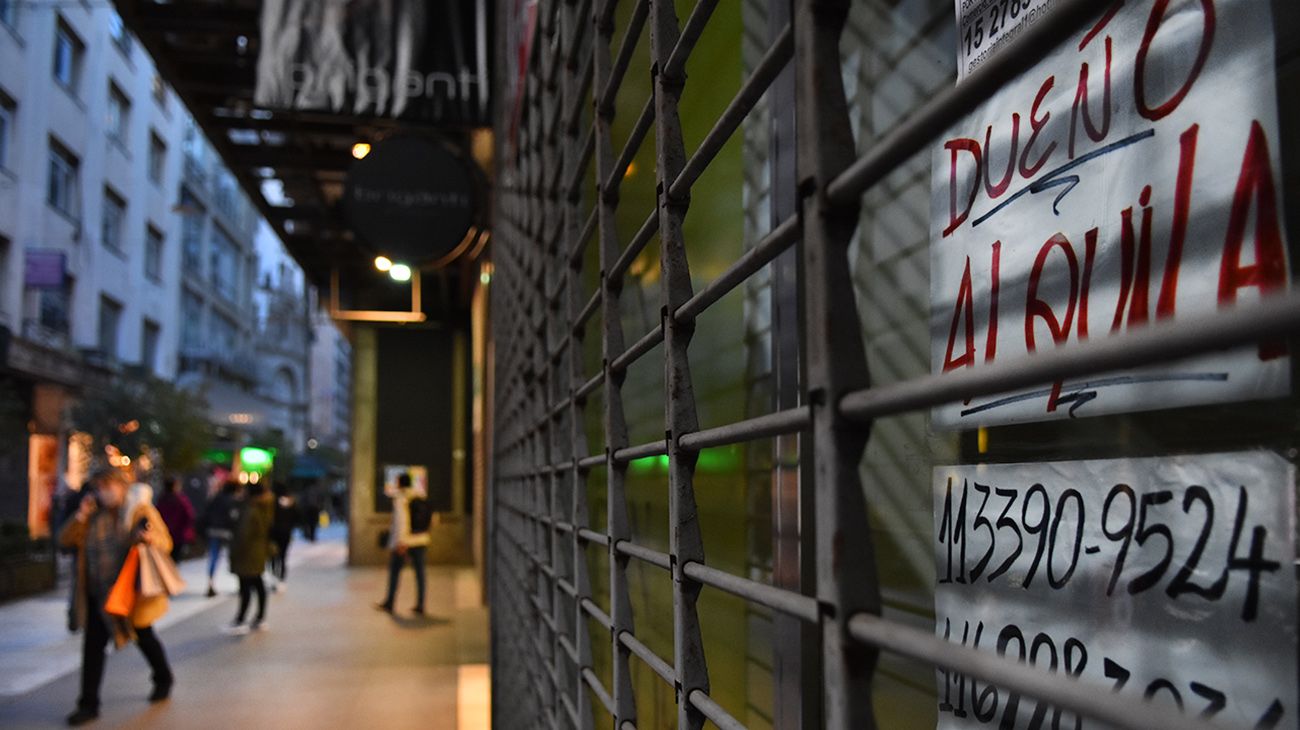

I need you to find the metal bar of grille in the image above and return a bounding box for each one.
[668,23,793,200]
[598,0,649,113]
[677,406,810,452]
[681,561,819,622]
[793,1,878,728]
[569,208,598,265]
[584,667,616,717]
[607,209,658,283]
[663,0,720,79]
[615,540,672,571]
[687,689,746,730]
[591,1,639,725]
[603,96,655,197]
[612,440,667,463]
[619,631,675,686]
[846,614,1221,730]
[840,290,1300,423]
[609,324,663,373]
[674,213,798,323]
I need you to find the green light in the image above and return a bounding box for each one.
[624,450,739,474]
[202,449,233,465]
[239,446,276,473]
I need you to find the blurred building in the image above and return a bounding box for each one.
[0,3,186,532]
[171,116,262,443]
[308,301,352,454]
[0,3,317,534]
[251,221,310,451]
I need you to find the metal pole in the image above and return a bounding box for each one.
[792,0,881,728]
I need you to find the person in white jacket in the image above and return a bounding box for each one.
[374,473,431,615]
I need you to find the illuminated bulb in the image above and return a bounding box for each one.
[479,271,491,285]
[374,255,393,272]
[351,142,372,160]
[389,263,412,282]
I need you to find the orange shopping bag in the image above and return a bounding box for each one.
[104,546,141,617]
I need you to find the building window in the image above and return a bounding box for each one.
[181,292,203,350]
[47,140,79,218]
[144,225,163,281]
[148,132,166,185]
[38,274,73,334]
[53,19,83,94]
[97,295,122,360]
[208,311,237,353]
[141,319,160,373]
[107,83,130,150]
[0,96,12,171]
[151,74,167,109]
[180,189,205,272]
[209,225,239,302]
[108,10,132,58]
[101,188,126,254]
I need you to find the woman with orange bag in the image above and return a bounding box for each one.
[59,469,174,726]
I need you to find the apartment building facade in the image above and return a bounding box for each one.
[0,2,187,532]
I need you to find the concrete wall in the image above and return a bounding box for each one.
[347,324,472,566]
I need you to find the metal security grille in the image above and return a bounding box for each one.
[489,1,1300,729]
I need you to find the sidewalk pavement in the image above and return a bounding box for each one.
[0,525,489,729]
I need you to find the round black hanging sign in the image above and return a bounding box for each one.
[344,136,477,263]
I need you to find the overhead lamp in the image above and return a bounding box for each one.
[351,142,372,160]
[374,255,393,272]
[389,263,412,282]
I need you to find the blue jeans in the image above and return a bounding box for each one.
[382,546,427,610]
[207,536,228,579]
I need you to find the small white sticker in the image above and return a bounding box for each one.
[955,0,1057,83]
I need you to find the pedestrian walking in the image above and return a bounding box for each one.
[226,482,274,634]
[374,474,432,615]
[201,481,240,598]
[59,469,174,726]
[268,482,296,590]
[155,476,196,562]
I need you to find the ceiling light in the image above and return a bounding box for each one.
[389,263,412,282]
[374,255,392,272]
[352,142,372,160]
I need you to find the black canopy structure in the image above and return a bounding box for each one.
[114,0,493,320]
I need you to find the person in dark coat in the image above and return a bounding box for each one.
[201,481,240,598]
[225,483,273,634]
[268,482,297,589]
[155,476,196,562]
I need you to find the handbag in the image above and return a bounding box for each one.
[104,546,141,617]
[139,545,187,597]
[377,529,390,550]
[138,545,164,597]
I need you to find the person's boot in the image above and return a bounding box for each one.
[66,707,98,726]
[148,680,172,703]
[206,582,216,598]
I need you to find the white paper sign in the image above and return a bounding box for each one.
[930,0,1290,429]
[933,452,1297,730]
[955,0,1056,82]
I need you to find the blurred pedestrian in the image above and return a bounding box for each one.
[225,482,274,634]
[60,469,174,726]
[201,481,240,598]
[374,474,431,615]
[268,482,296,591]
[155,476,196,562]
[299,491,320,542]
